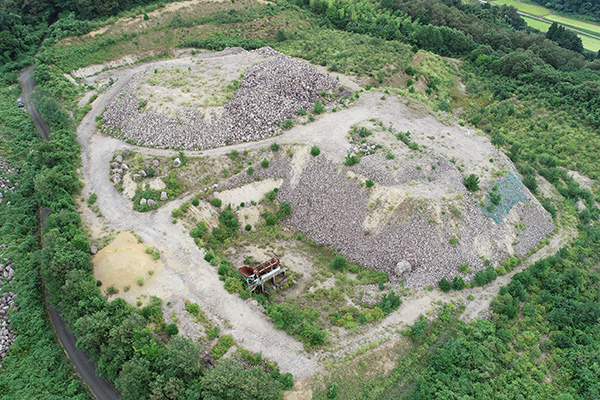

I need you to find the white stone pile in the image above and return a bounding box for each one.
[0,246,16,368]
[102,47,338,149]
[0,156,17,205]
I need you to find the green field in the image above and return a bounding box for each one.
[521,15,551,32]
[490,0,550,16]
[490,0,600,51]
[580,34,600,52]
[545,14,600,36]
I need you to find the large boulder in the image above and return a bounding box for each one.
[395,260,412,277]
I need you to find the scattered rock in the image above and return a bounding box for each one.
[147,199,157,207]
[140,170,147,177]
[173,158,181,168]
[152,159,160,167]
[115,155,123,163]
[132,173,141,181]
[121,163,129,171]
[90,246,98,255]
[140,198,147,205]
[123,150,131,158]
[160,191,168,201]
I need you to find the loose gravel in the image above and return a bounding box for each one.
[101,47,338,149]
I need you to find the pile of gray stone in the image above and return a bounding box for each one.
[109,150,131,185]
[102,47,338,149]
[0,156,17,205]
[0,246,16,368]
[219,149,554,289]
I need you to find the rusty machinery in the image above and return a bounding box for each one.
[238,257,287,292]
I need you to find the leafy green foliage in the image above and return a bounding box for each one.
[464,174,480,191]
[310,145,321,156]
[210,334,234,360]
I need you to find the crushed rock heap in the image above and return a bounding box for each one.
[0,246,16,368]
[102,47,338,149]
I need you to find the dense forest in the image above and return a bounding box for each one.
[1,0,600,399]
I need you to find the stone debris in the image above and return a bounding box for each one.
[101,47,338,149]
[90,246,99,255]
[0,246,17,368]
[147,199,156,207]
[160,191,168,201]
[173,158,181,168]
[140,198,147,205]
[152,160,160,167]
[0,155,17,206]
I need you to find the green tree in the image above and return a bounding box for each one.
[201,359,282,400]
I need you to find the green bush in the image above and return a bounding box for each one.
[211,334,234,360]
[245,224,252,231]
[211,198,222,207]
[365,179,374,188]
[270,142,280,152]
[261,158,269,168]
[439,277,452,292]
[464,174,480,191]
[192,198,199,207]
[281,119,294,130]
[329,255,348,271]
[185,302,200,316]
[224,277,243,294]
[87,192,97,205]
[247,166,254,175]
[166,323,179,336]
[310,145,321,156]
[344,155,360,166]
[313,101,325,114]
[452,276,466,290]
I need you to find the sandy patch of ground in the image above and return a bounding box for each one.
[216,178,282,208]
[93,231,171,302]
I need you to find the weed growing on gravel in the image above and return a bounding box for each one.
[310,145,321,156]
[137,277,145,286]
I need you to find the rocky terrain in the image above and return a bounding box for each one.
[101,47,340,149]
[216,144,554,289]
[0,155,17,205]
[0,246,16,368]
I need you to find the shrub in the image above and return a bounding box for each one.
[137,277,145,286]
[211,334,234,359]
[224,277,243,294]
[452,276,466,290]
[239,289,251,300]
[310,145,320,156]
[344,155,360,166]
[449,237,458,245]
[523,175,538,192]
[87,192,97,205]
[281,119,293,130]
[474,267,497,286]
[106,285,118,295]
[211,198,222,207]
[186,302,200,316]
[313,101,324,114]
[378,291,402,314]
[329,255,348,271]
[166,323,179,336]
[439,278,452,292]
[365,179,374,188]
[247,166,254,175]
[192,198,199,206]
[464,174,480,191]
[270,142,280,152]
[490,191,502,205]
[204,251,214,262]
[261,158,269,168]
[245,224,252,231]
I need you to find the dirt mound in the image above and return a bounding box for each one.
[101,47,338,149]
